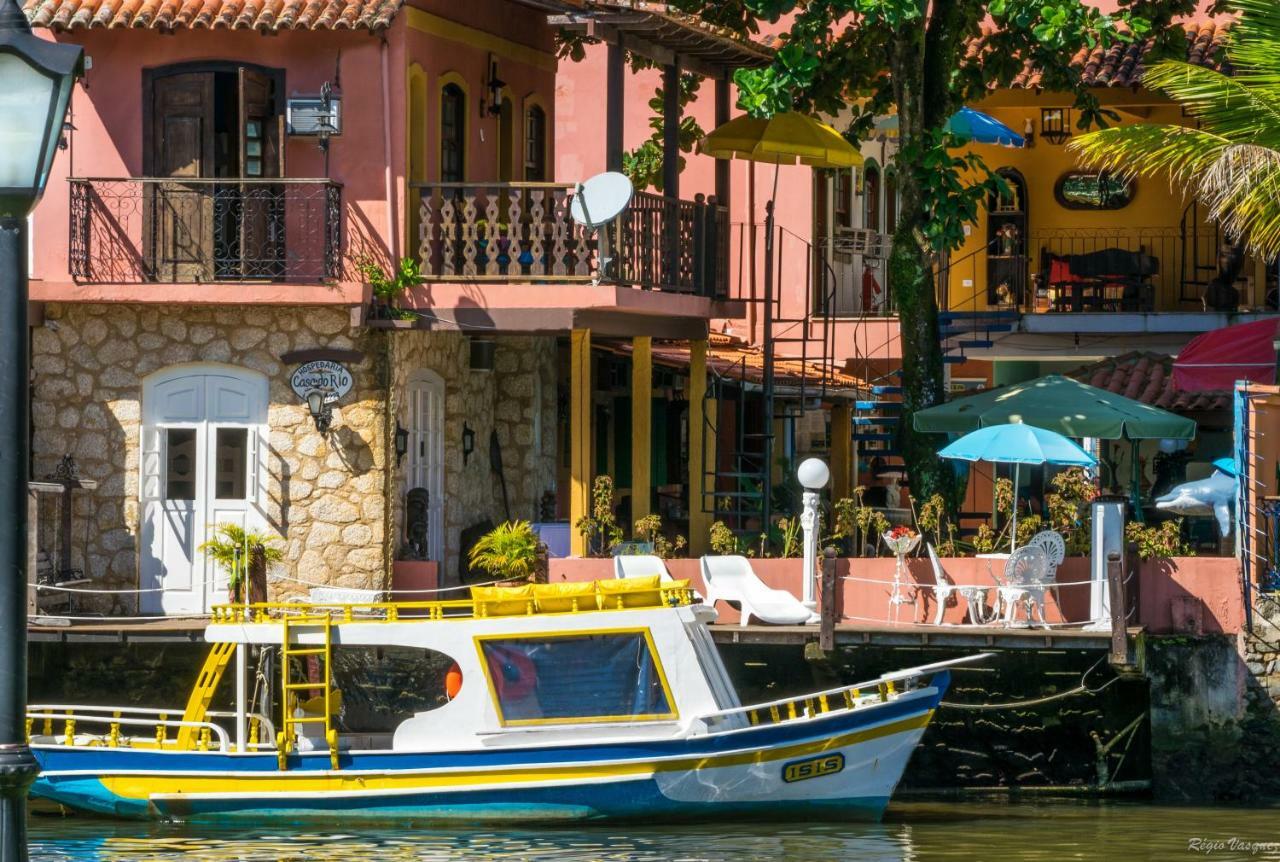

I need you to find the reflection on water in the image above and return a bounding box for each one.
[28,800,1280,862]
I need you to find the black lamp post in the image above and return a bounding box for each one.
[0,0,82,858]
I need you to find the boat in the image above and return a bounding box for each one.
[28,577,984,822]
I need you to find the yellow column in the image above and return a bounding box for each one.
[569,328,592,557]
[631,337,653,524]
[688,339,713,555]
[830,402,852,502]
[1254,255,1267,308]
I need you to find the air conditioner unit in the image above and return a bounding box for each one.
[286,96,342,136]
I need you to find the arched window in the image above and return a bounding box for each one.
[524,104,547,181]
[440,83,466,182]
[863,162,881,233]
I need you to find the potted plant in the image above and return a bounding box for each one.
[357,256,422,323]
[199,524,284,604]
[468,520,546,583]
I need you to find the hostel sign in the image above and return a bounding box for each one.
[290,360,352,405]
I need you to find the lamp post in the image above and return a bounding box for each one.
[796,458,830,611]
[0,1,82,857]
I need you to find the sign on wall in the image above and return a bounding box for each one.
[290,360,353,405]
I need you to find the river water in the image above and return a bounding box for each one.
[27,800,1280,861]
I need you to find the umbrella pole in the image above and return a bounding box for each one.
[1011,462,1019,553]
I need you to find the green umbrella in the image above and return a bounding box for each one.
[912,374,1195,440]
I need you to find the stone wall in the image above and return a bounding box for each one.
[31,303,390,611]
[388,331,557,584]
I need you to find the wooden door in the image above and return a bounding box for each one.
[148,73,215,281]
[236,68,283,278]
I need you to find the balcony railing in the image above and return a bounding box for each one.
[413,182,728,297]
[68,178,342,284]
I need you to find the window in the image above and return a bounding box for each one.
[165,428,196,501]
[863,163,881,232]
[440,83,466,183]
[478,631,676,726]
[1054,171,1135,210]
[834,169,852,229]
[330,646,456,732]
[214,427,247,499]
[524,104,547,181]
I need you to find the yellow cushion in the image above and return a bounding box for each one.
[470,584,535,617]
[597,575,663,609]
[533,582,599,613]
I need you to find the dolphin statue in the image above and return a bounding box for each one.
[1153,469,1236,537]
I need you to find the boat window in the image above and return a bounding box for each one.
[330,646,456,732]
[477,631,676,726]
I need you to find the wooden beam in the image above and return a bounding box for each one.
[569,328,592,557]
[688,339,713,555]
[662,60,681,200]
[714,75,731,210]
[830,402,852,502]
[606,40,625,172]
[631,336,653,524]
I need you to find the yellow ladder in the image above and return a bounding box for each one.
[277,613,339,771]
[176,641,236,751]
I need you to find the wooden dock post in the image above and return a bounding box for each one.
[819,547,838,653]
[1107,550,1131,669]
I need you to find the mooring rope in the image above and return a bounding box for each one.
[939,656,1123,710]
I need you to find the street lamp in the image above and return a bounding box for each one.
[0,1,82,858]
[796,458,830,613]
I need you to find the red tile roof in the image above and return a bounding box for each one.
[1065,351,1231,413]
[23,0,403,31]
[981,18,1231,90]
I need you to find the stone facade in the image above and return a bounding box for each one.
[389,331,557,582]
[30,304,558,610]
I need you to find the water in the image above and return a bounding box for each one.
[27,800,1280,861]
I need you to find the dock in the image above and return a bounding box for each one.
[29,616,1132,651]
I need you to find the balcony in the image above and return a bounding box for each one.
[413,183,728,298]
[68,178,342,285]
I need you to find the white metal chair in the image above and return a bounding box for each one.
[1025,530,1065,625]
[612,555,673,581]
[699,556,818,626]
[996,545,1050,627]
[925,543,988,625]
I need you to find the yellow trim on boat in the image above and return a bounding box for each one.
[98,711,934,801]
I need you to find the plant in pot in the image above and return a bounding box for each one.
[199,524,284,604]
[357,256,422,321]
[468,520,546,583]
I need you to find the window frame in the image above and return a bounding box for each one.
[473,627,679,728]
[440,81,467,183]
[1053,170,1136,211]
[523,102,547,182]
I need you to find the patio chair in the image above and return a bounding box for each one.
[925,544,988,625]
[1026,530,1066,572]
[995,545,1050,627]
[612,555,673,582]
[699,556,818,626]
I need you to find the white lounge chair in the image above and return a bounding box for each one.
[612,555,673,581]
[925,543,989,625]
[699,555,818,626]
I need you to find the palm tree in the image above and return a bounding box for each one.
[1070,0,1280,257]
[199,523,284,602]
[468,521,544,582]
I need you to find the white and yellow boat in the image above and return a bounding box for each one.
[28,577,981,822]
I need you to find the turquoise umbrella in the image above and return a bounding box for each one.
[944,107,1025,147]
[938,423,1097,551]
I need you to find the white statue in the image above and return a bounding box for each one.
[1153,469,1236,537]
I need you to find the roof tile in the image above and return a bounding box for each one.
[23,0,401,30]
[1065,351,1231,413]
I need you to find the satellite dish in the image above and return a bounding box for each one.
[571,172,634,284]
[570,171,633,227]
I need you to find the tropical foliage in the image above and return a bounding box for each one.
[199,524,284,601]
[1072,0,1280,257]
[574,475,623,557]
[634,513,689,559]
[468,521,544,582]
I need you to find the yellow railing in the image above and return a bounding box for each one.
[211,583,698,624]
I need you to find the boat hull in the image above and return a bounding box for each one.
[31,675,947,823]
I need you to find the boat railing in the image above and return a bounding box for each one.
[210,583,699,624]
[27,707,232,752]
[694,654,992,731]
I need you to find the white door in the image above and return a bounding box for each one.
[405,371,445,562]
[141,366,267,615]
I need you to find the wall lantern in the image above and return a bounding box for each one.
[306,389,333,435]
[1022,117,1035,148]
[462,422,476,465]
[394,420,409,465]
[1039,107,1071,146]
[0,0,85,218]
[483,55,505,118]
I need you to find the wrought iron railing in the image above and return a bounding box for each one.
[412,182,728,297]
[67,177,342,284]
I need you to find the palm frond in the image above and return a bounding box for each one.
[1140,62,1280,147]
[1223,0,1280,80]
[1069,124,1230,187]
[1200,145,1280,255]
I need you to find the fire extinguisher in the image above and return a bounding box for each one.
[862,264,882,312]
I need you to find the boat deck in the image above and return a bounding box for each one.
[28,617,1132,651]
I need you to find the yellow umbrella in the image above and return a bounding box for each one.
[698,112,864,168]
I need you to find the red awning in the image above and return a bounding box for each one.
[1173,318,1279,392]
